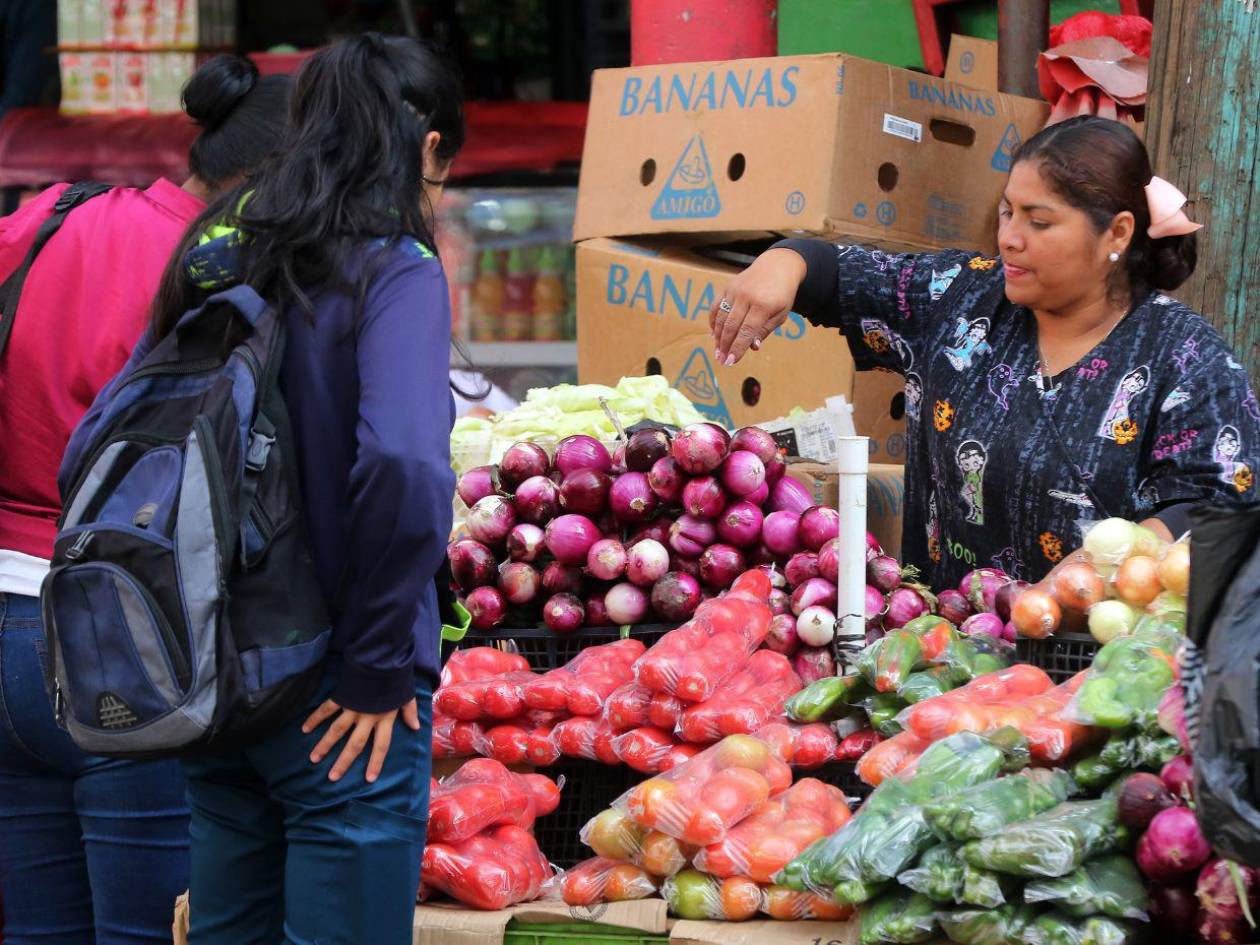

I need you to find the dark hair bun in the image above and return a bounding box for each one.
[1148,232,1198,292]
[183,55,259,131]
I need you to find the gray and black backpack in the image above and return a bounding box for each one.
[42,264,329,758]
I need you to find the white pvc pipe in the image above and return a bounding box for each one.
[835,436,870,669]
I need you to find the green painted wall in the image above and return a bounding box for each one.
[778,0,1124,67]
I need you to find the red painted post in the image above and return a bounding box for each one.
[630,0,778,66]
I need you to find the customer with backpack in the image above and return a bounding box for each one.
[0,55,291,945]
[67,35,463,944]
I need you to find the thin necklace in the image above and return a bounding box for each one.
[1036,305,1129,388]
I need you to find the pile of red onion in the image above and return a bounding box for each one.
[450,425,874,641]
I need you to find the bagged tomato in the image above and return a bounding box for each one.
[553,716,621,765]
[581,807,698,877]
[763,885,854,921]
[617,733,793,846]
[433,716,487,759]
[613,726,678,773]
[525,638,646,716]
[694,778,851,882]
[648,692,685,731]
[441,646,530,687]
[435,670,537,722]
[857,730,931,786]
[787,722,840,769]
[635,571,772,703]
[543,856,660,906]
[525,726,561,766]
[664,869,765,921]
[678,650,803,744]
[428,759,561,843]
[604,681,653,732]
[838,729,881,762]
[899,664,1053,741]
[421,824,553,910]
[482,724,531,766]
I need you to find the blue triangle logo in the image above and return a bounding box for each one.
[651,135,722,221]
[991,123,1022,172]
[673,347,734,428]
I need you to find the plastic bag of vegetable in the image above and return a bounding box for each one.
[543,856,659,906]
[865,691,910,737]
[1023,855,1148,920]
[1021,911,1134,945]
[857,730,931,786]
[677,650,803,743]
[785,674,871,723]
[923,768,1075,842]
[898,664,971,704]
[427,758,560,843]
[421,824,554,910]
[692,777,851,882]
[897,844,964,902]
[960,799,1123,878]
[662,869,763,921]
[524,638,645,716]
[612,731,792,845]
[959,862,1021,909]
[779,732,1018,902]
[1097,730,1181,772]
[761,885,853,921]
[858,889,938,945]
[634,571,772,703]
[582,807,699,877]
[857,628,926,693]
[938,904,1042,945]
[1064,624,1181,729]
[900,665,1053,741]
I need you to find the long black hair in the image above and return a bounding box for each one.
[1013,117,1197,307]
[151,33,466,340]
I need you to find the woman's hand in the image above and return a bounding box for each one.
[303,698,421,783]
[710,248,807,366]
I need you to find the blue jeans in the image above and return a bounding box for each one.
[182,661,433,945]
[0,592,191,945]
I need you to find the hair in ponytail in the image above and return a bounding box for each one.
[1013,116,1198,306]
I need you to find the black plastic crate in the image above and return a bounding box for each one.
[534,758,642,869]
[812,760,872,803]
[1015,632,1099,684]
[447,624,677,671]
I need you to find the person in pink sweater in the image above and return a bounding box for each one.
[0,55,291,944]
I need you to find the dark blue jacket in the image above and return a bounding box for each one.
[64,233,456,713]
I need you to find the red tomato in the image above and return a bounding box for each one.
[486,725,529,765]
[763,757,793,796]
[660,743,701,772]
[681,805,726,846]
[522,773,561,816]
[524,673,569,712]
[526,727,560,766]
[593,725,621,765]
[790,724,838,769]
[483,677,527,719]
[648,693,684,730]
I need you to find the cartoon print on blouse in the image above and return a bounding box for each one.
[1161,389,1191,413]
[1136,476,1159,512]
[1039,531,1064,564]
[927,492,942,563]
[890,335,914,372]
[944,317,993,371]
[1048,489,1094,510]
[905,372,923,423]
[929,264,962,301]
[956,440,988,526]
[860,318,893,354]
[1245,390,1260,424]
[991,547,1025,581]
[1214,425,1254,493]
[1172,338,1201,374]
[934,400,955,432]
[1098,365,1150,442]
[968,257,998,272]
[988,364,1018,411]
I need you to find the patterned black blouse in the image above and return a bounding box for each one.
[779,239,1260,588]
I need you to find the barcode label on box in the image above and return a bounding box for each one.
[883,113,922,143]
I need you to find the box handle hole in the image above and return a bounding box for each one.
[640,159,657,186]
[929,119,976,148]
[877,162,899,193]
[890,392,906,421]
[727,153,746,181]
[645,357,662,376]
[741,377,761,407]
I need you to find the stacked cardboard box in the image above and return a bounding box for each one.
[58,0,237,115]
[572,52,1049,467]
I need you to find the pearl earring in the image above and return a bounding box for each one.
[1109,251,1121,263]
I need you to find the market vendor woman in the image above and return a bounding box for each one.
[712,117,1260,587]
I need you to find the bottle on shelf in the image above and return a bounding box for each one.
[500,247,534,342]
[470,249,503,342]
[531,245,566,342]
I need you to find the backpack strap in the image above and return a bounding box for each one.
[0,181,113,360]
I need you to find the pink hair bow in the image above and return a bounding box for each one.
[1146,176,1203,239]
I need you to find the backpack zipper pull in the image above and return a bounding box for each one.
[53,681,64,725]
[65,531,93,561]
